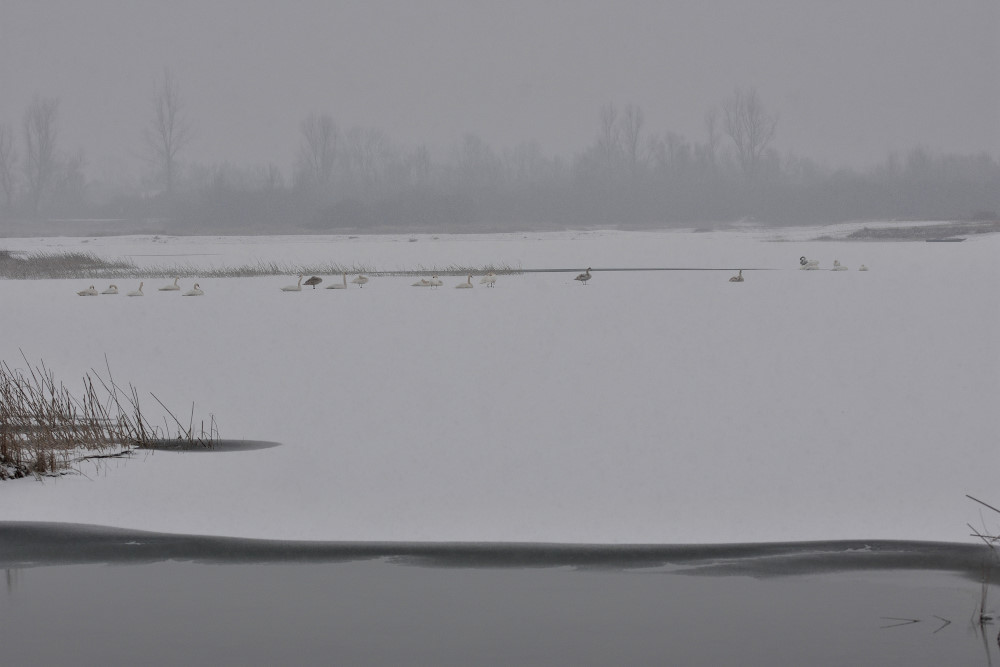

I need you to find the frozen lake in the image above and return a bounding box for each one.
[0,227,997,545]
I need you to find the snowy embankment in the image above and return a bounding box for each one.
[0,228,996,544]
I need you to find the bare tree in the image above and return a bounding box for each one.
[0,123,16,210]
[23,96,59,218]
[294,113,338,192]
[503,141,550,185]
[597,103,622,175]
[453,133,502,189]
[703,108,720,170]
[145,69,191,198]
[262,163,285,191]
[722,88,777,179]
[343,126,390,195]
[619,104,646,178]
[51,150,87,213]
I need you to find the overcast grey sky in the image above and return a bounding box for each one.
[1,0,997,181]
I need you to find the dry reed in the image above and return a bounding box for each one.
[0,354,216,480]
[0,248,523,280]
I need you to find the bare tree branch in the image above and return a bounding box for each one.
[620,104,646,178]
[0,124,16,210]
[22,96,59,219]
[295,113,338,192]
[722,88,777,180]
[598,103,622,176]
[145,68,192,197]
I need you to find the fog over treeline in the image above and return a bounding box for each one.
[0,79,997,234]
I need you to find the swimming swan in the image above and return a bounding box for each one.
[574,267,592,284]
[411,278,432,287]
[858,264,869,271]
[158,277,180,291]
[77,285,98,296]
[799,256,820,270]
[832,260,848,271]
[281,275,304,292]
[729,270,744,282]
[127,282,144,297]
[183,283,203,296]
[352,274,369,288]
[455,274,473,289]
[480,272,497,287]
[304,275,323,289]
[326,273,348,289]
[101,284,119,295]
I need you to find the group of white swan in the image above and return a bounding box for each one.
[800,256,868,271]
[79,260,872,298]
[282,273,367,291]
[410,272,499,289]
[85,271,500,296]
[411,274,443,287]
[79,277,203,296]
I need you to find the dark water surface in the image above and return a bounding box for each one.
[2,523,997,666]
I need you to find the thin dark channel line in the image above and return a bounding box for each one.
[125,253,224,257]
[523,267,780,273]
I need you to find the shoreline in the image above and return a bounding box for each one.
[1,522,992,580]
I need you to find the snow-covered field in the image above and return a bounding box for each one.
[1,227,996,544]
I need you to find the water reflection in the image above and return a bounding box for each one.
[0,562,996,666]
[5,567,19,594]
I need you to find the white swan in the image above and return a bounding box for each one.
[480,272,497,287]
[574,267,592,284]
[101,284,119,295]
[326,273,348,289]
[352,274,369,288]
[729,270,744,282]
[832,260,848,271]
[183,283,203,296]
[428,275,442,288]
[127,282,144,297]
[858,264,869,271]
[158,277,180,291]
[281,275,304,292]
[455,274,473,289]
[304,275,323,289]
[77,285,98,296]
[799,256,820,270]
[411,278,432,287]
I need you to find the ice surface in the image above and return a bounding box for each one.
[0,227,996,544]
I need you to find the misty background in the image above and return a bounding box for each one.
[0,0,997,233]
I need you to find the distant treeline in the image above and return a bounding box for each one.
[75,147,1000,233]
[0,91,997,233]
[8,143,993,235]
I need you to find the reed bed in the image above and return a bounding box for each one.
[0,250,139,280]
[0,355,216,480]
[0,249,522,280]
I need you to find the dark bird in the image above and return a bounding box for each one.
[304,276,323,289]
